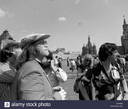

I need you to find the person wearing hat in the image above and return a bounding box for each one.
[1,39,22,68]
[74,54,95,100]
[16,34,66,100]
[0,39,22,100]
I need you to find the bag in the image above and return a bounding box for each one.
[74,75,93,100]
[73,75,86,93]
[78,80,90,100]
[73,77,81,93]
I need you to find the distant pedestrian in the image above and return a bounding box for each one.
[76,56,82,72]
[75,54,94,100]
[67,57,70,67]
[70,59,76,72]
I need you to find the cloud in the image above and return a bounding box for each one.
[0,8,14,18]
[0,8,6,18]
[74,0,81,5]
[58,17,67,22]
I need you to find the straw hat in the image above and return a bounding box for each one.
[20,33,50,49]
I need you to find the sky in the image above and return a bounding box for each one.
[0,0,128,52]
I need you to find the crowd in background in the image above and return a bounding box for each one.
[0,30,128,101]
[72,43,128,100]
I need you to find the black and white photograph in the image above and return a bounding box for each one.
[0,0,128,108]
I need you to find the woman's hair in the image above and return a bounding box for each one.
[98,43,117,62]
[16,45,37,70]
[16,44,51,70]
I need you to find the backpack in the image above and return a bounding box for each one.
[73,77,82,93]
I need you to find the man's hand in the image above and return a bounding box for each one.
[53,87,67,100]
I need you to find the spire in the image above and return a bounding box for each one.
[88,35,90,42]
[123,15,126,25]
[87,35,92,47]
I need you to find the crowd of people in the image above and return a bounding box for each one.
[73,43,128,100]
[0,32,128,101]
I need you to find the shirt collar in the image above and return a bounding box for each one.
[35,58,41,63]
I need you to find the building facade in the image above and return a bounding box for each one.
[82,36,97,56]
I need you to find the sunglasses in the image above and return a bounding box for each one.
[34,40,47,45]
[3,50,14,57]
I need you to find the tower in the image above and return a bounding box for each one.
[82,44,87,56]
[121,17,128,54]
[86,36,93,54]
[92,44,97,55]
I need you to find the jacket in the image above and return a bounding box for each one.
[17,60,54,100]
